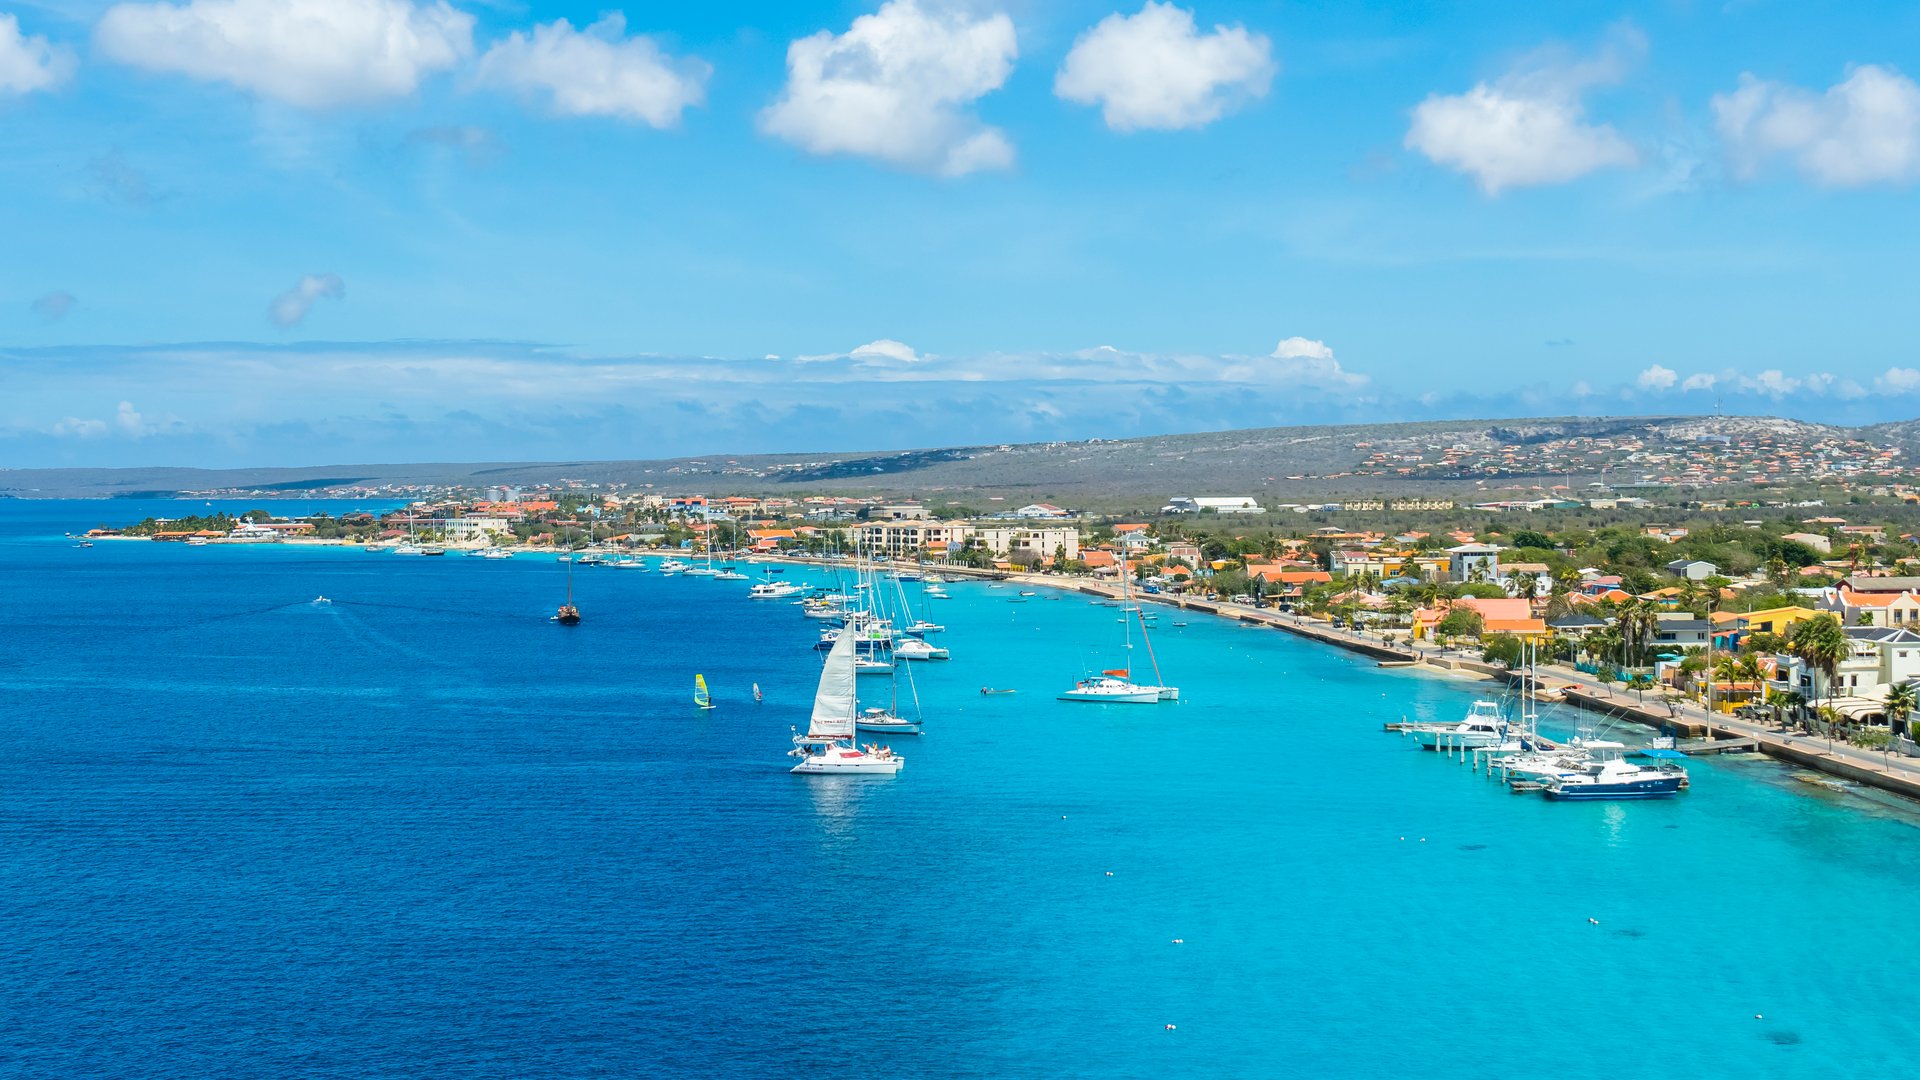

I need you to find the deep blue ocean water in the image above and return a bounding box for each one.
[1,500,1916,1078]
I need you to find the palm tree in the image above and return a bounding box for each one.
[1884,682,1917,741]
[1613,597,1656,669]
[1789,614,1848,748]
[1768,688,1804,730]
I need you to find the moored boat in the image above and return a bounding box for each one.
[791,627,903,775]
[1543,755,1687,800]
[1059,673,1162,703]
[1409,701,1507,751]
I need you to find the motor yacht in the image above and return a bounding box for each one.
[1410,701,1508,751]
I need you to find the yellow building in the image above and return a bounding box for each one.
[1737,606,1822,637]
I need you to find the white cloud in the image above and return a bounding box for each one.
[48,401,165,439]
[759,0,1018,177]
[0,13,74,96]
[1054,2,1273,132]
[1570,380,1595,397]
[1636,363,1677,390]
[96,0,473,108]
[51,416,108,438]
[1267,336,1367,390]
[1713,65,1920,187]
[269,273,344,327]
[114,401,155,437]
[1680,372,1718,391]
[1878,367,1920,393]
[1272,336,1334,361]
[1405,27,1641,194]
[850,338,922,363]
[473,14,708,127]
[1739,369,1801,398]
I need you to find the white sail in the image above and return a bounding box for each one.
[808,625,857,739]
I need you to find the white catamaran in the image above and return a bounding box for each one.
[1060,561,1178,703]
[790,628,903,774]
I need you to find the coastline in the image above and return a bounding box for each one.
[89,537,1920,804]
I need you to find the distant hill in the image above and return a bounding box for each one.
[0,414,1896,503]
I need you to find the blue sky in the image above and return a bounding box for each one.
[4,0,1920,467]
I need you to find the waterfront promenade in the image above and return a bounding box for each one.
[800,557,1920,802]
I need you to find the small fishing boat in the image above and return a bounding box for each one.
[312,595,331,605]
[980,687,1017,696]
[1408,701,1506,750]
[694,674,716,710]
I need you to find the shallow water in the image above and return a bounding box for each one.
[0,501,1914,1078]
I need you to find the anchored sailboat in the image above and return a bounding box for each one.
[790,620,903,774]
[1060,561,1177,702]
[552,553,579,622]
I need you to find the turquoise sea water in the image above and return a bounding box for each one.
[1,500,1916,1078]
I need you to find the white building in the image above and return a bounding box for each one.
[1161,496,1264,514]
[1666,559,1719,581]
[970,525,1080,562]
[1004,503,1071,520]
[1446,543,1500,582]
[444,516,511,542]
[853,521,971,559]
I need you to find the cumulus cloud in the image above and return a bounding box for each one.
[31,291,75,323]
[1054,2,1274,132]
[0,12,74,96]
[1713,65,1920,187]
[51,416,108,439]
[1405,26,1641,193]
[473,14,708,126]
[1877,367,1920,393]
[759,0,1018,177]
[96,0,473,108]
[1268,336,1368,390]
[269,273,345,328]
[1681,372,1718,391]
[850,338,922,363]
[1636,364,1677,390]
[49,401,164,439]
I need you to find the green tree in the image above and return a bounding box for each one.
[1884,682,1917,739]
[1481,633,1524,668]
[1436,608,1485,639]
[1789,614,1848,747]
